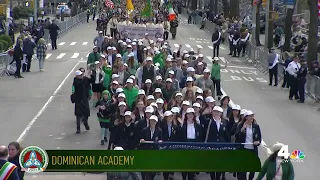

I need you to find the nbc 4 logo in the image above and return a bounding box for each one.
[277,145,305,163]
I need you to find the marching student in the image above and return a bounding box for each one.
[139,115,163,180]
[203,106,231,180]
[109,101,127,150]
[134,106,154,146]
[256,142,295,180]
[113,111,136,150]
[179,108,204,180]
[235,110,262,180]
[96,90,113,145]
[160,111,180,180]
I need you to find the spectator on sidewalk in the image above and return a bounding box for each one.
[22,35,36,72]
[36,38,47,72]
[13,39,24,78]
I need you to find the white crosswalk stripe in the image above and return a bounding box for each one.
[70,42,77,45]
[86,53,90,57]
[174,44,179,48]
[208,46,213,49]
[190,38,195,40]
[71,53,80,59]
[219,57,227,63]
[185,44,191,48]
[45,53,52,60]
[197,45,203,49]
[57,53,66,59]
[59,42,65,45]
[82,42,88,45]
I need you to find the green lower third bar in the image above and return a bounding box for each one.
[45,150,261,172]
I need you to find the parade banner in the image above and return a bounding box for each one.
[117,24,164,40]
[24,149,260,172]
[156,142,243,150]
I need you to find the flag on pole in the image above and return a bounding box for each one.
[141,0,152,17]
[105,0,114,8]
[126,0,134,11]
[168,3,176,21]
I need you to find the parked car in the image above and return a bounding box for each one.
[56,4,71,17]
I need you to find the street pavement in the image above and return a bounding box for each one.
[1,14,319,179]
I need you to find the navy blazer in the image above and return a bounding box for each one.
[139,127,163,149]
[235,122,262,152]
[179,122,204,142]
[159,121,180,142]
[202,118,231,142]
[0,159,20,180]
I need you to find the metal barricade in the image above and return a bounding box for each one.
[0,12,87,78]
[306,75,320,103]
[43,12,87,44]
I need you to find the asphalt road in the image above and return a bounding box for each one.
[1,15,319,179]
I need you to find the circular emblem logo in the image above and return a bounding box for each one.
[19,146,49,174]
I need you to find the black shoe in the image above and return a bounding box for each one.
[274,84,278,87]
[18,76,24,78]
[104,137,108,142]
[289,97,293,100]
[295,97,300,100]
[297,100,304,103]
[222,177,226,180]
[85,125,90,130]
[26,70,30,72]
[76,130,80,134]
[101,140,104,145]
[232,55,237,57]
[269,84,272,86]
[233,172,237,177]
[228,53,232,55]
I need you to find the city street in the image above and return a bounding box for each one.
[0,14,318,179]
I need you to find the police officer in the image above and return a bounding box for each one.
[0,145,20,180]
[297,59,308,103]
[286,55,301,100]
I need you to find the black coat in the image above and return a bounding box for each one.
[13,45,23,62]
[134,119,149,146]
[159,121,180,142]
[48,23,60,38]
[235,122,262,152]
[139,127,163,149]
[8,155,24,180]
[73,77,91,117]
[114,122,136,150]
[202,118,231,142]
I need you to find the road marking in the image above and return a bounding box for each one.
[190,38,195,40]
[59,42,66,45]
[196,41,202,43]
[208,46,213,49]
[219,57,226,63]
[45,53,52,60]
[219,57,229,63]
[220,46,226,50]
[220,88,271,156]
[206,56,212,61]
[185,44,191,48]
[196,38,203,40]
[174,44,179,48]
[82,42,88,45]
[225,66,256,69]
[71,53,80,59]
[70,42,77,45]
[56,53,66,59]
[17,61,83,142]
[197,45,203,49]
[86,53,90,57]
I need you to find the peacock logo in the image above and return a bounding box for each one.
[290,150,306,159]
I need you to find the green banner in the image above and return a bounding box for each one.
[45,150,261,172]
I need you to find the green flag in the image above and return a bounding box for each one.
[141,0,152,17]
[153,53,164,68]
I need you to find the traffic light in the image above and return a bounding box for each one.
[262,0,267,7]
[25,0,34,8]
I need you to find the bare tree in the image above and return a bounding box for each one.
[283,7,294,52]
[229,0,239,18]
[307,0,318,68]
[255,1,262,46]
